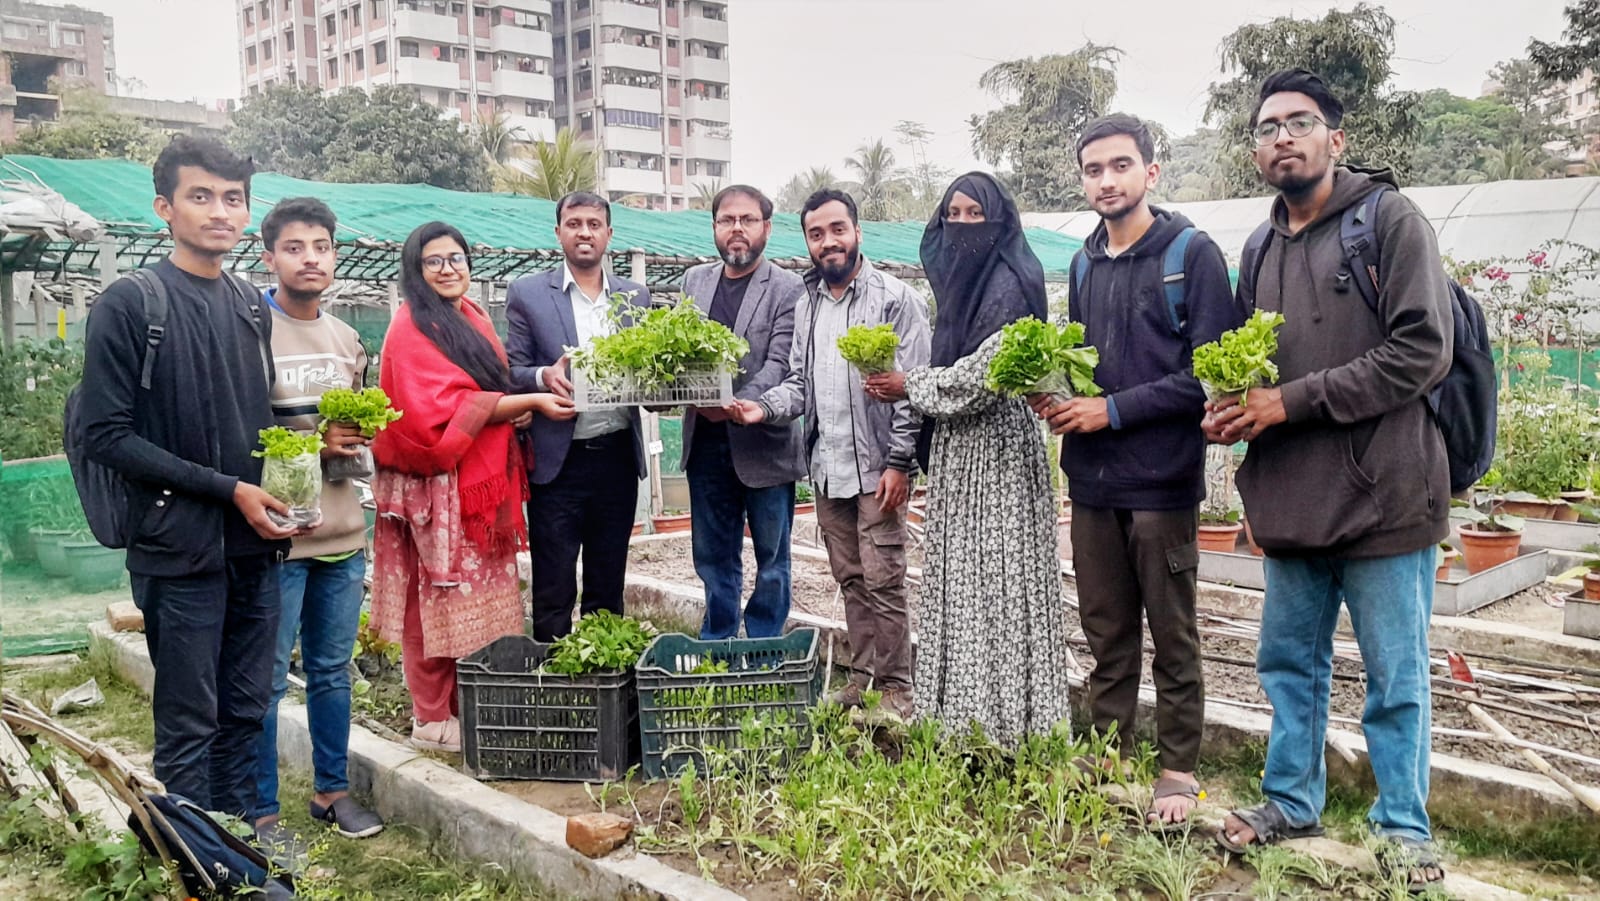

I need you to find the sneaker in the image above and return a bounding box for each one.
[826,682,865,709]
[309,796,385,839]
[252,818,309,874]
[408,717,461,753]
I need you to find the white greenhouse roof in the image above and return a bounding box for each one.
[1023,177,1600,267]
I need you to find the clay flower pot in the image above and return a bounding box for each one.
[1435,547,1460,581]
[1197,521,1245,553]
[651,513,693,534]
[1555,490,1591,523]
[1456,526,1523,574]
[1586,570,1600,601]
[1495,497,1563,520]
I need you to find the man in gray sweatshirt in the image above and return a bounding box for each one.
[1206,69,1451,891]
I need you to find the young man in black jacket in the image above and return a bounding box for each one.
[79,136,298,821]
[1033,114,1242,826]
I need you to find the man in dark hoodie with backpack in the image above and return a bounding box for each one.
[1033,114,1242,827]
[1205,70,1451,891]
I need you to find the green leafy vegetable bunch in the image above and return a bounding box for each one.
[836,323,901,375]
[317,387,403,437]
[253,426,324,460]
[1192,310,1286,402]
[543,611,658,675]
[985,317,1102,398]
[568,294,748,391]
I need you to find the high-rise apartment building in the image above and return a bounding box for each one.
[235,0,733,210]
[0,0,118,142]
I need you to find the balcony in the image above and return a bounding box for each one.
[604,165,665,196]
[600,41,661,72]
[394,56,462,90]
[496,0,553,13]
[680,13,728,45]
[685,130,730,161]
[597,0,660,32]
[503,114,558,143]
[489,23,553,58]
[492,68,556,101]
[601,82,660,114]
[603,123,663,153]
[392,8,464,44]
[682,94,729,122]
[680,53,729,84]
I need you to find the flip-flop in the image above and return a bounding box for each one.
[1146,776,1202,831]
[1375,834,1446,895]
[1216,801,1325,853]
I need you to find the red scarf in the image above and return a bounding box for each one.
[372,299,525,552]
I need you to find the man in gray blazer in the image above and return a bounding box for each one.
[680,185,808,639]
[505,191,649,641]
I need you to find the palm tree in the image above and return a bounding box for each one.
[1479,139,1565,181]
[776,166,840,212]
[690,180,723,211]
[474,110,528,165]
[845,139,900,220]
[498,127,598,198]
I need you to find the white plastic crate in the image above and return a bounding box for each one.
[572,364,734,410]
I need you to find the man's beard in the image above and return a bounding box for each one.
[1095,187,1146,222]
[814,245,860,285]
[718,236,766,269]
[1263,151,1329,197]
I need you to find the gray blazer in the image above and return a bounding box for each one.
[679,259,808,488]
[504,267,649,486]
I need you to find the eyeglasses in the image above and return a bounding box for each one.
[714,215,765,230]
[422,252,469,273]
[1251,114,1331,145]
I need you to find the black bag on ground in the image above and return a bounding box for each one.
[127,793,295,899]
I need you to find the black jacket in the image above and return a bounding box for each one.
[1062,209,1243,510]
[79,260,287,576]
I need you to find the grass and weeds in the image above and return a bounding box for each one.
[3,650,560,901]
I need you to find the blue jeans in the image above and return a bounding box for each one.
[1257,546,1435,842]
[686,426,795,639]
[253,553,365,819]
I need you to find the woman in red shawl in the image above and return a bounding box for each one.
[371,221,575,752]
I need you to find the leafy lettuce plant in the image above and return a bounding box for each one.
[1192,310,1286,403]
[985,317,1102,400]
[836,323,901,375]
[317,387,402,437]
[543,611,658,675]
[567,293,748,391]
[253,426,324,523]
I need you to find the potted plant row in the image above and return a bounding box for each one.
[1484,353,1598,522]
[1453,495,1526,574]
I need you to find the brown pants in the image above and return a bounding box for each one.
[1072,503,1204,772]
[815,493,913,691]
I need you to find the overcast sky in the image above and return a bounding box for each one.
[74,0,1574,200]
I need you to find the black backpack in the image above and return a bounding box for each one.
[128,793,294,899]
[1239,185,1496,494]
[65,270,269,548]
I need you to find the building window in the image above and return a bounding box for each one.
[61,28,84,45]
[262,39,274,60]
[327,58,338,78]
[247,45,259,66]
[284,27,295,51]
[576,30,591,51]
[451,45,466,60]
[456,91,468,103]
[399,40,420,57]
[371,0,386,17]
[579,111,594,132]
[705,161,726,177]
[576,70,592,91]
[374,41,388,64]
[244,8,255,28]
[351,4,362,26]
[451,1,465,12]
[666,38,678,48]
[355,48,365,69]
[605,108,662,129]
[324,14,335,37]
[62,60,87,77]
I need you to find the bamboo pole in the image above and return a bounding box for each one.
[1467,703,1600,817]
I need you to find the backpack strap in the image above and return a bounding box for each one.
[223,272,273,385]
[1161,226,1197,334]
[127,269,169,391]
[1238,220,1273,312]
[1338,185,1391,316]
[1071,249,1090,300]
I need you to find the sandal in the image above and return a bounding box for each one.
[1147,776,1202,830]
[1216,801,1325,853]
[407,717,461,753]
[1376,835,1446,894]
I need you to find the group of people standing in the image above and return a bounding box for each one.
[79,65,1451,889]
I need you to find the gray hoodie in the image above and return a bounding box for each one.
[1236,167,1453,558]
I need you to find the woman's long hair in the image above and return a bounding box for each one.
[399,221,511,393]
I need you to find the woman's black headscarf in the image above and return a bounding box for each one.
[920,172,1048,367]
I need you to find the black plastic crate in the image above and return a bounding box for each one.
[456,635,640,781]
[635,628,822,779]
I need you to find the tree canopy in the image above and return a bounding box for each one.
[1204,3,1420,197]
[1530,0,1600,88]
[228,84,490,191]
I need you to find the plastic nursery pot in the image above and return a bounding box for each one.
[29,527,76,578]
[62,541,126,592]
[1196,522,1245,553]
[1435,548,1460,581]
[1586,571,1600,602]
[1456,526,1523,575]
